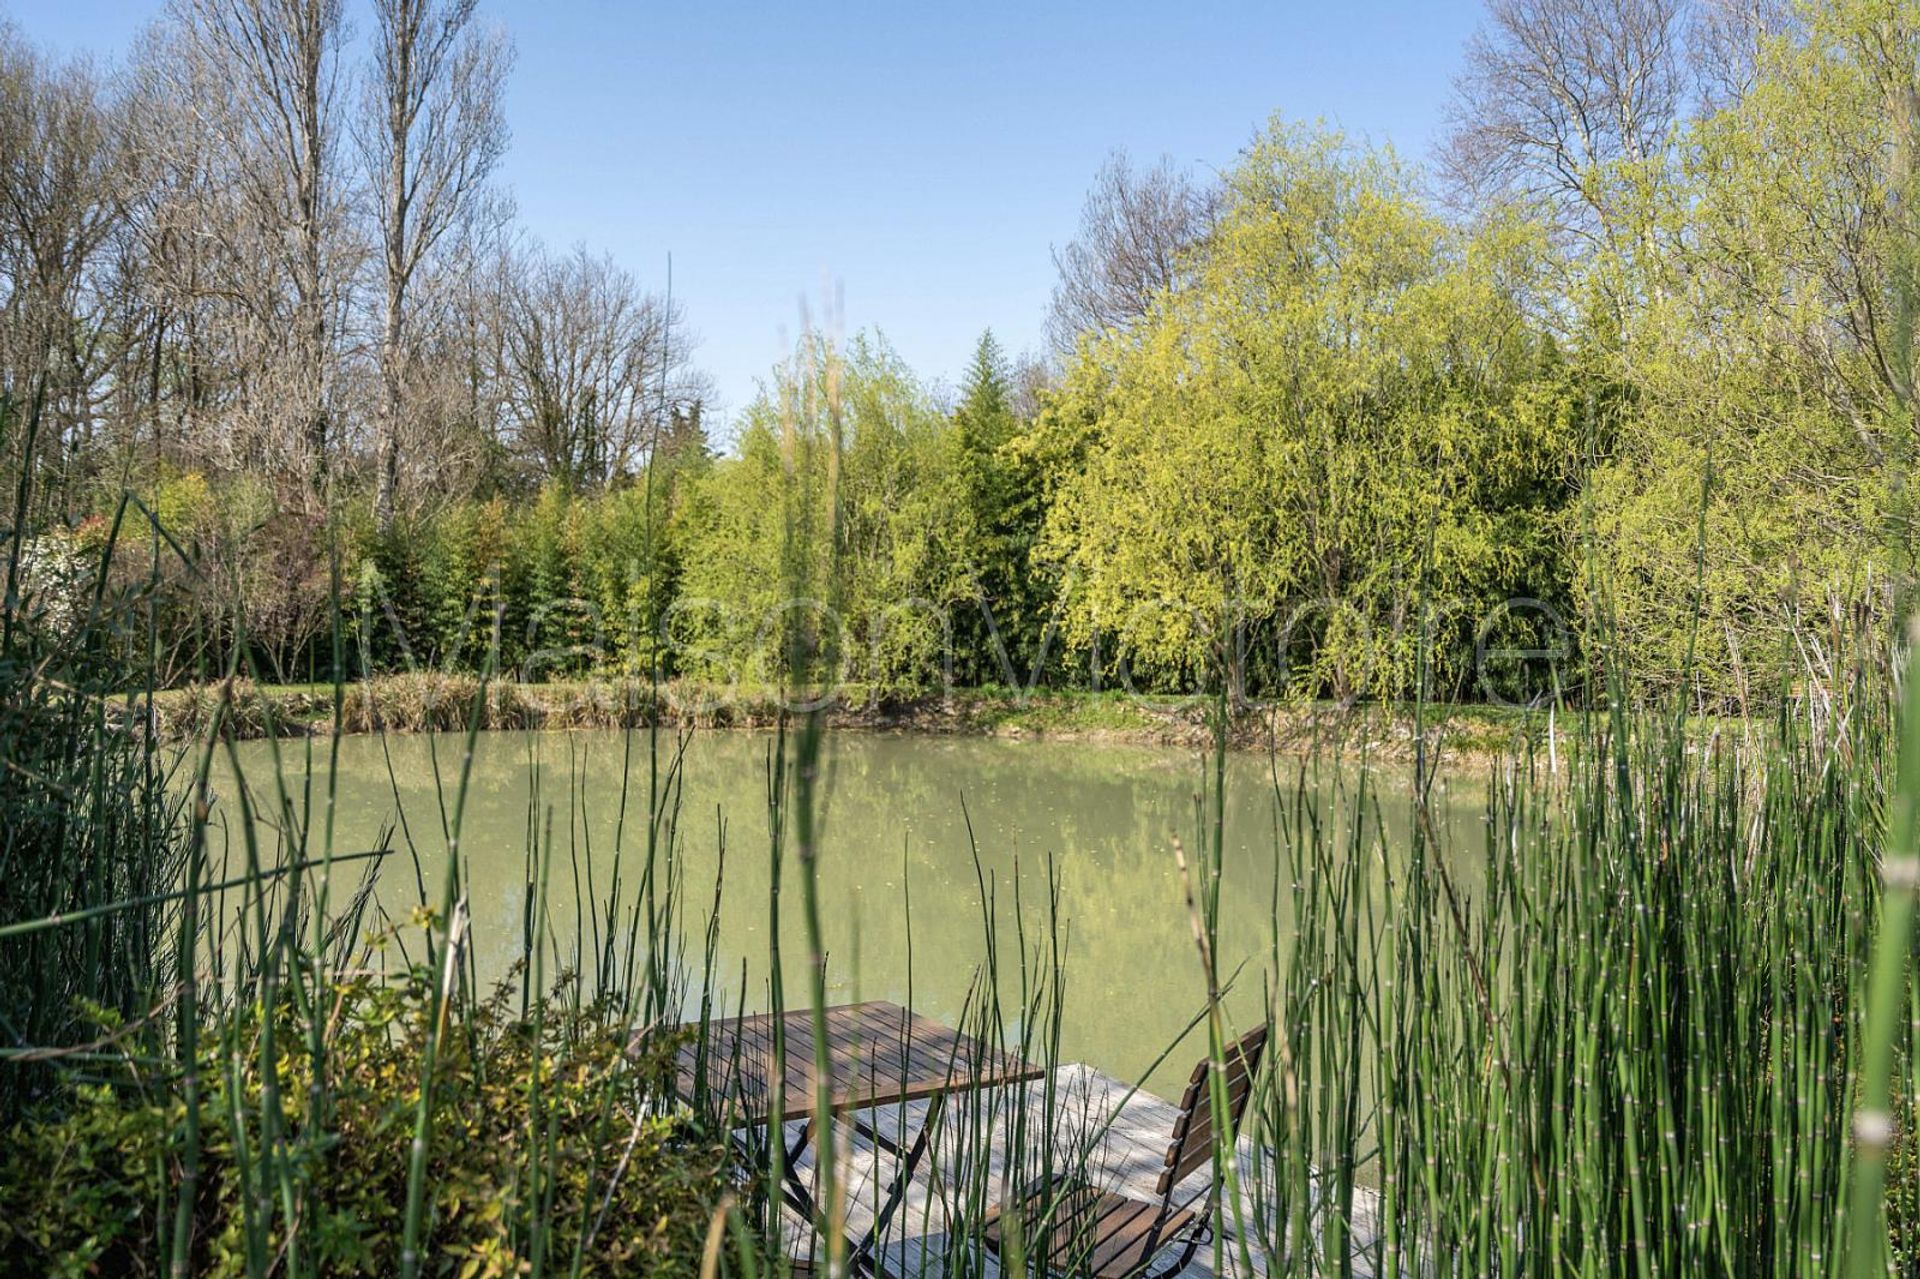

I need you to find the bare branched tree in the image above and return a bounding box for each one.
[171,0,349,492]
[1687,0,1795,109]
[1440,0,1690,251]
[498,244,704,491]
[360,196,513,507]
[1045,151,1214,354]
[0,27,128,477]
[119,21,234,461]
[1,4,711,515]
[359,0,511,530]
[1008,347,1053,421]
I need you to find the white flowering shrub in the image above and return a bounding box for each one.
[14,528,92,643]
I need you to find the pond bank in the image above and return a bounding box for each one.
[146,674,1553,763]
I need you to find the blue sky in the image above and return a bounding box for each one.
[7,0,1484,426]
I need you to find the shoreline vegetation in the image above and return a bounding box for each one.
[143,675,1566,761]
[10,0,1920,1269]
[19,639,1919,1274]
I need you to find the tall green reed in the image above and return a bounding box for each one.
[1241,639,1907,1276]
[0,390,192,1122]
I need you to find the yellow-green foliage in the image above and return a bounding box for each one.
[1583,0,1916,702]
[0,978,728,1279]
[1032,121,1580,699]
[673,332,970,693]
[87,11,1920,711]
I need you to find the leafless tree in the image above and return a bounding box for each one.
[358,0,510,530]
[371,200,515,507]
[0,27,129,480]
[1,5,719,519]
[119,19,243,464]
[1008,347,1053,421]
[498,244,703,491]
[1686,0,1798,108]
[170,0,350,492]
[1440,0,1690,252]
[1045,151,1214,354]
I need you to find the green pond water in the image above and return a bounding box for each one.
[212,728,1485,1097]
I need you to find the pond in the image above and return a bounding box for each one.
[213,728,1487,1097]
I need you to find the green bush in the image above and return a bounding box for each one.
[0,976,731,1278]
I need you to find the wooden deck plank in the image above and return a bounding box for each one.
[773,1063,1381,1279]
[679,1001,1046,1125]
[688,1018,1375,1279]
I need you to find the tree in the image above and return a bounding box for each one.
[497,243,701,492]
[1046,151,1214,354]
[118,19,241,471]
[1038,121,1578,701]
[374,210,515,507]
[1688,0,1796,108]
[674,331,965,690]
[1007,347,1053,421]
[1583,0,1920,701]
[0,28,127,504]
[170,0,350,493]
[950,330,1051,685]
[955,332,1014,469]
[1441,0,1690,258]
[360,0,511,530]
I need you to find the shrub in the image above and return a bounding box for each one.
[0,976,731,1278]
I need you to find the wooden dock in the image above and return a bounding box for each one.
[762,1064,1381,1278]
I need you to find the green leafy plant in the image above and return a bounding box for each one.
[0,975,729,1279]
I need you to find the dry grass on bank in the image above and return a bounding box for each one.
[139,673,1555,762]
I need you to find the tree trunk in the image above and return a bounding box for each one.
[375,279,403,529]
[373,3,411,532]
